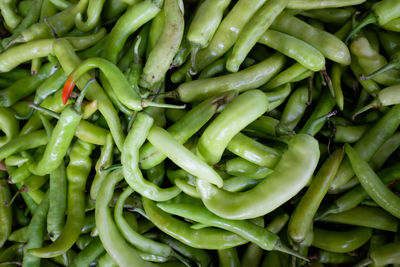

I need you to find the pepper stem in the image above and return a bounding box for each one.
[14,109,34,120]
[28,103,60,119]
[345,13,377,43]
[43,17,58,38]
[172,251,192,267]
[305,110,337,136]
[361,57,400,80]
[100,164,122,173]
[314,205,338,221]
[75,78,96,109]
[352,99,381,120]
[321,67,335,99]
[133,35,142,65]
[354,258,373,267]
[141,100,186,109]
[274,240,309,262]
[190,45,200,74]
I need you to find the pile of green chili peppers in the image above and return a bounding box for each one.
[1,0,400,266]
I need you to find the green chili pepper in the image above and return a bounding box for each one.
[271,11,351,65]
[263,63,310,90]
[226,133,282,168]
[28,105,82,176]
[317,249,358,264]
[0,243,24,264]
[370,132,400,169]
[140,93,231,169]
[327,124,368,143]
[226,0,288,72]
[140,0,184,88]
[122,112,181,201]
[218,248,240,267]
[381,17,400,31]
[29,140,94,257]
[377,30,400,56]
[193,0,269,71]
[345,143,400,219]
[355,242,400,267]
[143,196,248,249]
[22,193,50,267]
[187,0,231,48]
[350,37,400,86]
[197,90,269,165]
[318,164,400,218]
[320,206,398,232]
[312,226,372,253]
[288,148,344,244]
[114,187,173,257]
[0,0,22,31]
[75,0,106,31]
[53,38,125,150]
[287,0,365,9]
[260,30,325,72]
[90,133,113,200]
[353,84,400,117]
[47,162,66,241]
[96,169,151,266]
[147,9,165,57]
[241,213,289,267]
[329,104,400,192]
[0,61,57,107]
[0,29,106,73]
[174,53,285,102]
[0,107,18,146]
[300,7,356,25]
[224,157,273,179]
[1,0,44,47]
[346,0,400,42]
[103,0,162,63]
[76,235,92,250]
[157,203,307,260]
[70,237,105,267]
[7,0,89,45]
[158,232,211,267]
[276,85,309,135]
[8,226,28,244]
[197,133,319,219]
[145,162,165,186]
[64,57,143,110]
[147,125,223,187]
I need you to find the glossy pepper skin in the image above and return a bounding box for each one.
[197,133,319,220]
[28,105,82,176]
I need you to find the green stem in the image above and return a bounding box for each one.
[361,57,400,80]
[345,13,377,43]
[274,240,309,262]
[100,164,122,173]
[28,103,60,119]
[75,78,96,109]
[352,99,381,120]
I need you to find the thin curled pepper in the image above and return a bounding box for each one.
[122,112,181,201]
